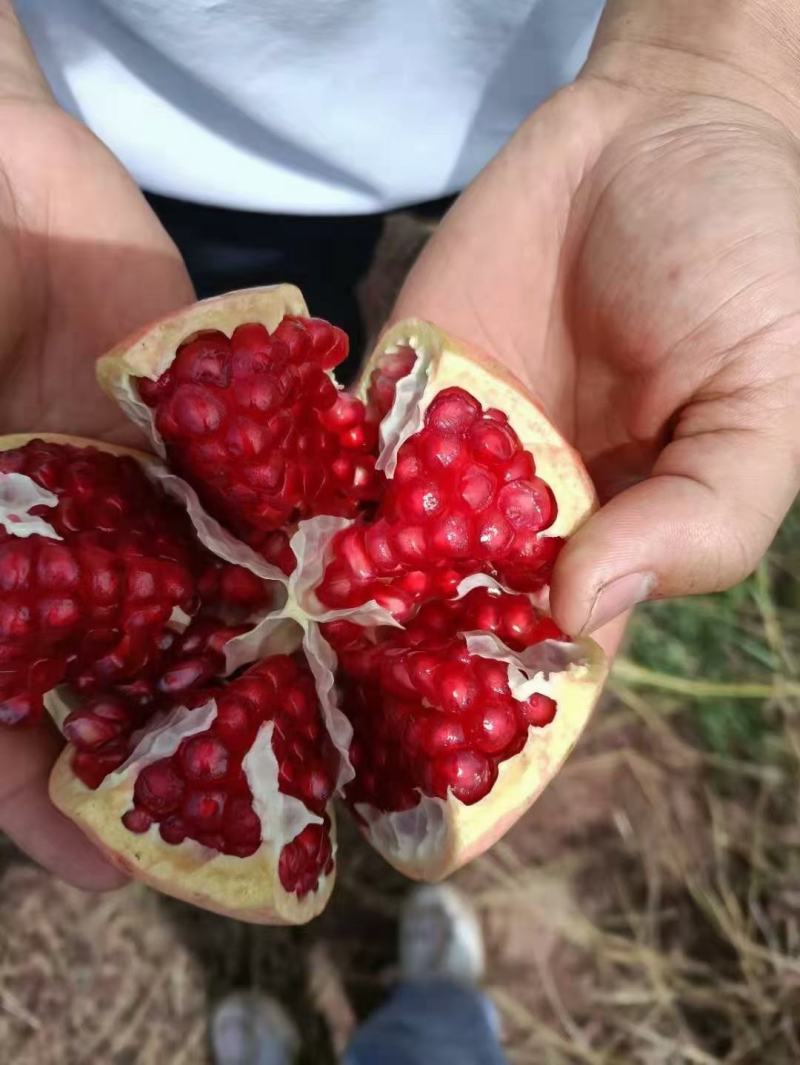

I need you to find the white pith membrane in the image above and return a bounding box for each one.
[3,287,607,921]
[0,472,62,540]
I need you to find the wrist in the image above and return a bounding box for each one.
[584,0,800,130]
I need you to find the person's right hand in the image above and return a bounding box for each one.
[0,39,194,888]
[391,1,800,650]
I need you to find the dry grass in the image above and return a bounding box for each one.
[0,213,798,1062]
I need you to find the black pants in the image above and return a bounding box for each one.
[146,193,453,383]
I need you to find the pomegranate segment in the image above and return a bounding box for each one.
[317,387,562,620]
[65,656,337,900]
[0,440,269,726]
[123,657,337,896]
[325,589,563,815]
[137,317,382,560]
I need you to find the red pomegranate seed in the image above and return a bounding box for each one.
[0,440,238,725]
[159,815,188,845]
[183,789,227,831]
[317,386,561,618]
[519,693,557,727]
[104,657,337,894]
[338,589,563,816]
[134,761,185,816]
[122,808,152,834]
[471,703,519,755]
[278,822,333,898]
[179,736,229,783]
[424,750,497,804]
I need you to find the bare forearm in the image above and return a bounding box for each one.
[586,0,800,127]
[0,0,50,101]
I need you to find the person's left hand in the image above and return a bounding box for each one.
[391,16,800,656]
[0,98,194,889]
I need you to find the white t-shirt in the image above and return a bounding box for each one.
[17,0,603,215]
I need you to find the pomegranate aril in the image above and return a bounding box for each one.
[437,663,478,714]
[298,765,334,809]
[497,480,554,531]
[478,660,510,697]
[0,692,34,727]
[157,656,218,696]
[501,601,538,645]
[459,469,495,510]
[223,797,261,846]
[430,511,472,559]
[278,822,333,898]
[172,331,231,387]
[36,543,81,590]
[419,717,467,757]
[64,711,122,750]
[366,346,416,414]
[215,698,254,752]
[134,761,185,816]
[426,388,481,433]
[469,421,518,462]
[0,541,33,591]
[179,735,229,783]
[519,693,557,727]
[72,743,128,790]
[394,524,428,564]
[422,431,464,470]
[159,815,188,845]
[472,704,520,755]
[228,839,260,859]
[425,750,497,805]
[183,789,227,831]
[122,809,153,834]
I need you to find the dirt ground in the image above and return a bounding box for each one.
[1,214,798,1064]
[0,703,691,1064]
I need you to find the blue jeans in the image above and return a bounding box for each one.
[344,980,508,1065]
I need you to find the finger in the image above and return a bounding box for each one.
[0,724,127,891]
[551,425,799,636]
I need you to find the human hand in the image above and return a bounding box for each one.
[0,22,194,887]
[391,0,800,651]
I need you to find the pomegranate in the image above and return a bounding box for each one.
[0,284,606,922]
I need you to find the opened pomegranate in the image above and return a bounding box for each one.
[0,285,606,922]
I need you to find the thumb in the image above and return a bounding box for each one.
[0,724,127,891]
[550,424,799,636]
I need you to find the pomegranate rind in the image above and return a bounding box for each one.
[356,636,606,881]
[95,285,309,454]
[49,755,335,924]
[357,319,597,540]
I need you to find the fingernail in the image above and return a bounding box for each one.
[581,571,655,634]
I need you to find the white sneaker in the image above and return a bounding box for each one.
[210,990,300,1065]
[398,883,485,985]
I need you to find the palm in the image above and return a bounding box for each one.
[395,82,800,501]
[0,101,193,443]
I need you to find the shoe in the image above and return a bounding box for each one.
[210,990,300,1065]
[398,883,485,985]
